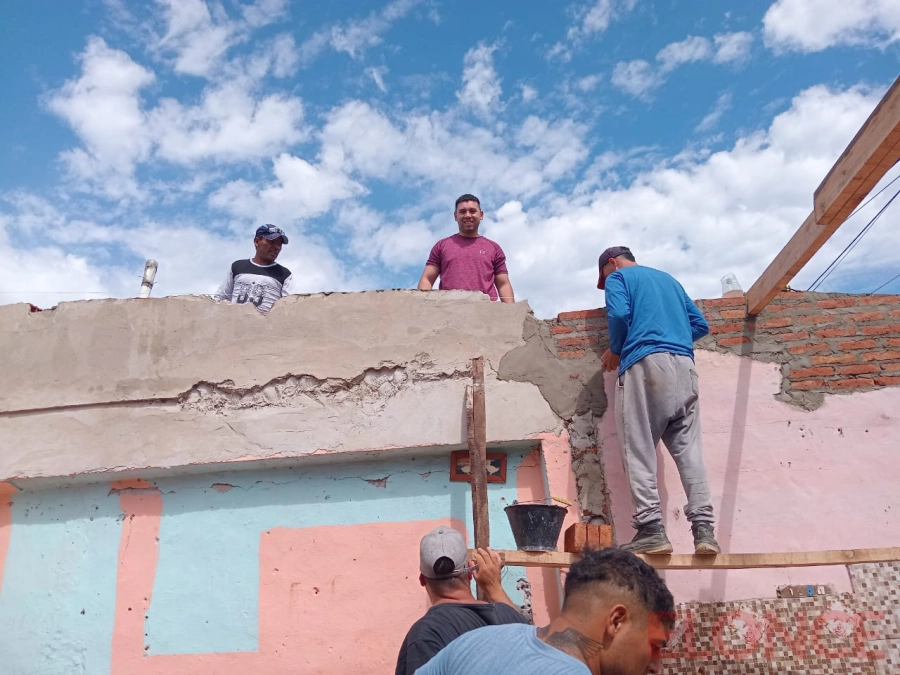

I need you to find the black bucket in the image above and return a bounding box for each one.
[504,503,567,552]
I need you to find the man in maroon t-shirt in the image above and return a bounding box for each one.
[417,194,515,303]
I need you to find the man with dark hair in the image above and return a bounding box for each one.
[396,526,529,675]
[417,194,515,303]
[416,547,674,675]
[597,246,720,555]
[214,224,292,313]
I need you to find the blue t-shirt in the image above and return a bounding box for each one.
[414,624,590,674]
[604,265,709,376]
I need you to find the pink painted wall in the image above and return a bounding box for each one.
[98,444,563,675]
[111,485,466,674]
[597,349,900,602]
[0,483,13,593]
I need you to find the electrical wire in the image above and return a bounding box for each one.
[867,272,900,295]
[806,185,900,292]
[844,170,900,220]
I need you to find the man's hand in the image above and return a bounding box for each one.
[472,548,517,607]
[601,348,620,373]
[472,547,502,590]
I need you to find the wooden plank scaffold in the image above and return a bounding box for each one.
[485,547,900,570]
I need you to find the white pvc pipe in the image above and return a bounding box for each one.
[139,260,158,298]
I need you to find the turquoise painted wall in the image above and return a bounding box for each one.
[0,448,536,673]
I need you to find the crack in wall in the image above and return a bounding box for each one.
[180,355,474,414]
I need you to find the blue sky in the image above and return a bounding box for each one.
[1,0,899,317]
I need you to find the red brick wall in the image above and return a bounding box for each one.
[548,292,900,401]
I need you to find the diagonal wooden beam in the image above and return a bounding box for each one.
[747,75,900,316]
[815,75,900,226]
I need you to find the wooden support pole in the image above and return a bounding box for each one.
[467,357,490,550]
[466,358,490,601]
[747,74,900,316]
[489,546,900,570]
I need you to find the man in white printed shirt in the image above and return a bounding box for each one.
[214,224,293,313]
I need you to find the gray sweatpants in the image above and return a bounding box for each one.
[615,351,715,528]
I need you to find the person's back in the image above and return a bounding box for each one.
[607,265,708,375]
[396,527,530,675]
[414,624,590,675]
[398,602,529,675]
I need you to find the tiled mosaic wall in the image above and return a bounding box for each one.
[849,562,900,675]
[659,562,899,674]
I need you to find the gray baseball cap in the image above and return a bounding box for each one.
[419,526,470,579]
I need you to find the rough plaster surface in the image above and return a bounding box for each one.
[0,291,529,413]
[498,315,607,420]
[499,316,612,523]
[0,292,565,482]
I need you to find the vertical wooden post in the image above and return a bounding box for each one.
[467,357,490,601]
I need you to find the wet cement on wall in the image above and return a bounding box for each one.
[497,315,613,525]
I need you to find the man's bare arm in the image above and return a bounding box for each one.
[495,274,514,303]
[417,265,440,291]
[472,548,525,615]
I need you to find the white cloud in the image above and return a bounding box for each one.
[696,92,733,132]
[299,0,421,63]
[47,34,307,196]
[0,189,367,310]
[153,0,288,77]
[319,101,589,201]
[521,84,538,102]
[657,36,712,72]
[612,31,754,98]
[545,42,573,63]
[568,0,637,40]
[269,34,300,77]
[611,59,661,98]
[154,0,237,76]
[46,37,155,200]
[367,66,389,93]
[576,74,602,92]
[549,0,637,61]
[334,202,437,271]
[457,43,503,118]
[516,117,590,181]
[150,84,306,164]
[713,31,754,63]
[241,0,289,28]
[209,152,364,225]
[486,84,897,316]
[763,0,900,52]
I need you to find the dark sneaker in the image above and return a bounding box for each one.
[620,522,673,554]
[692,523,721,555]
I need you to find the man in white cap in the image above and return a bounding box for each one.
[214,224,293,313]
[395,526,530,675]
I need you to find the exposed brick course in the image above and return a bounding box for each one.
[811,353,858,365]
[547,292,900,407]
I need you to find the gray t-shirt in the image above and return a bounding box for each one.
[415,624,590,674]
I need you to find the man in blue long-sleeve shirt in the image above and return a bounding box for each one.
[598,246,720,555]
